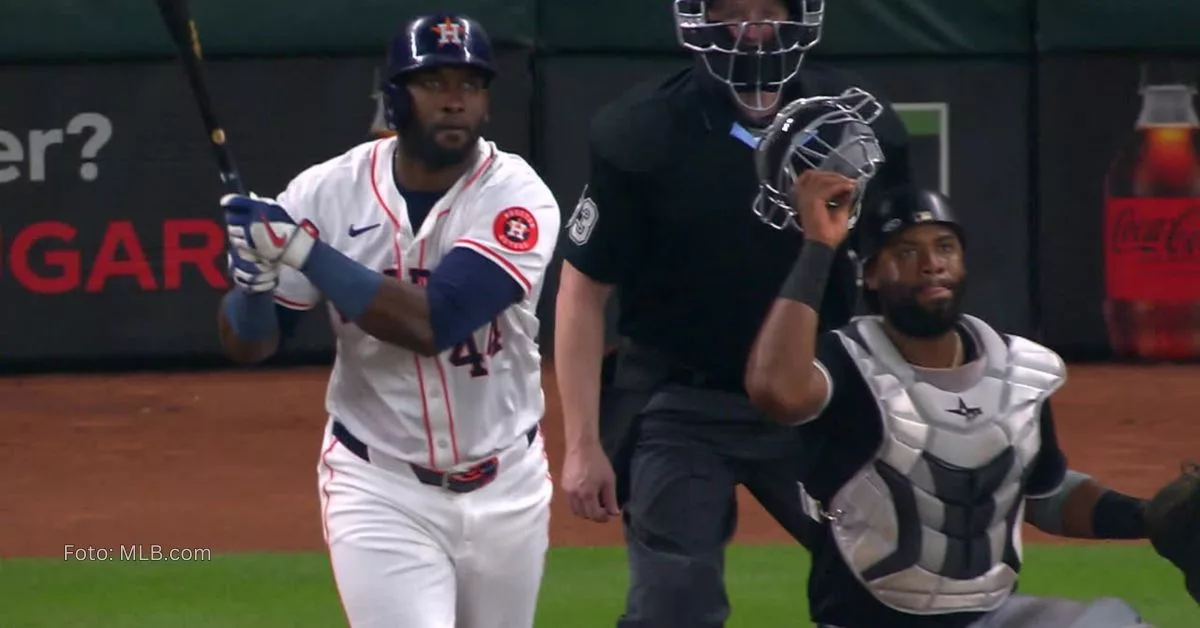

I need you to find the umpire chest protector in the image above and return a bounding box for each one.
[823,314,1065,615]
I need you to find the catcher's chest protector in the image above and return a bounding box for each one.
[824,315,1066,615]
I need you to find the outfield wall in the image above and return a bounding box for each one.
[1,1,1198,370]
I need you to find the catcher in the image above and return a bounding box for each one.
[742,118,1199,626]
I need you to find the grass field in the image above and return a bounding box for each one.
[1,543,1194,627]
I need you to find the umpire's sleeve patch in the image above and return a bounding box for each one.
[566,184,599,246]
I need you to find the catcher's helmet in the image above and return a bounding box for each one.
[673,0,825,113]
[752,87,886,232]
[855,186,965,263]
[381,13,497,130]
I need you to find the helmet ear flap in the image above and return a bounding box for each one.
[381,78,412,131]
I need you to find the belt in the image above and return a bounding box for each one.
[618,339,746,396]
[664,365,746,395]
[331,421,536,494]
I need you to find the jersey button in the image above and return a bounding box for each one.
[437,438,450,449]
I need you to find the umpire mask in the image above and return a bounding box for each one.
[673,0,825,113]
[752,87,886,232]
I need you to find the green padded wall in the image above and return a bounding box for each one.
[1038,0,1200,52]
[537,0,1033,54]
[0,0,535,60]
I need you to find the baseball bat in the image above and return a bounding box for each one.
[154,0,247,195]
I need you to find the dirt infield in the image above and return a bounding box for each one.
[2,363,1197,558]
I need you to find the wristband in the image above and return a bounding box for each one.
[779,239,836,311]
[1092,490,1148,539]
[300,240,384,322]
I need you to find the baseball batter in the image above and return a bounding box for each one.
[215,14,558,628]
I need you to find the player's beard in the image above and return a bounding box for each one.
[399,119,480,171]
[878,276,967,338]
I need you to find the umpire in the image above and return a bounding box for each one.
[554,1,915,626]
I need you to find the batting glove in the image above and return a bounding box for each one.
[222,193,319,270]
[226,247,280,294]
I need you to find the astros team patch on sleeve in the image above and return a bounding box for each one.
[492,206,539,252]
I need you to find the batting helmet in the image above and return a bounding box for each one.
[855,186,966,264]
[380,13,497,131]
[853,186,966,314]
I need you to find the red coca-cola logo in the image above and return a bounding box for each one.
[1109,202,1200,258]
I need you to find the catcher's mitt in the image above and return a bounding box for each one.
[1145,460,1200,604]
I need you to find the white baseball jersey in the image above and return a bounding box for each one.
[272,136,560,470]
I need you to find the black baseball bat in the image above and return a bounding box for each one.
[154,0,247,196]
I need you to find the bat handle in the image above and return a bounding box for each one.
[221,169,247,196]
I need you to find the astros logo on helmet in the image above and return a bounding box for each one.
[431,17,464,47]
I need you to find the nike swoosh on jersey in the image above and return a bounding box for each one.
[348,223,382,237]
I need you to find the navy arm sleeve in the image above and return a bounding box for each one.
[558,135,649,285]
[426,248,524,353]
[1025,399,1069,496]
[269,250,522,354]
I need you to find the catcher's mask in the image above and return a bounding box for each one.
[673,0,824,113]
[751,87,886,232]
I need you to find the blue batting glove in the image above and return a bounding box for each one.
[222,193,320,269]
[226,246,280,294]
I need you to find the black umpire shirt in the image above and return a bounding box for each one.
[561,63,913,392]
[797,323,1070,628]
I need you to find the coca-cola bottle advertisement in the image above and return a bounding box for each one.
[1104,61,1200,361]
